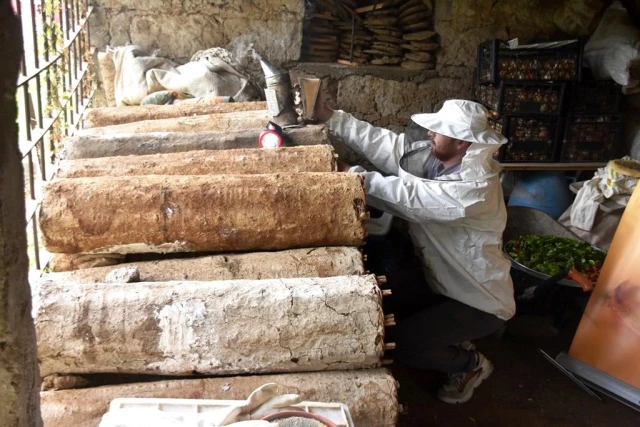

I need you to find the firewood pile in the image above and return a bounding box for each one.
[301,0,439,69]
[35,102,400,427]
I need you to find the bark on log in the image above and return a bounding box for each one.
[44,247,364,281]
[77,110,271,136]
[34,275,384,377]
[97,52,116,107]
[57,146,337,178]
[40,173,366,254]
[41,374,90,392]
[63,125,331,160]
[49,253,125,272]
[84,102,268,128]
[40,369,398,427]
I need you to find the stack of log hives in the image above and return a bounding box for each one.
[35,100,399,426]
[301,0,439,69]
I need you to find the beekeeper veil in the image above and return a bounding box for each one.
[401,100,507,180]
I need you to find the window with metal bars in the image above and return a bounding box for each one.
[13,0,95,272]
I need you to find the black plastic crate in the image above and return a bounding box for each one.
[560,115,623,162]
[475,80,566,115]
[477,39,583,85]
[489,115,561,162]
[570,80,621,114]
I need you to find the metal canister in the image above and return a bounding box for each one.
[260,59,298,127]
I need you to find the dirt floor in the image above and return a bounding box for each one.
[391,312,640,427]
[363,229,639,427]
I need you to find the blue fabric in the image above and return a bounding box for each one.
[425,155,462,180]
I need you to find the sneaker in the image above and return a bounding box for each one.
[437,352,494,404]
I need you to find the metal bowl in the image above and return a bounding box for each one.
[504,247,582,288]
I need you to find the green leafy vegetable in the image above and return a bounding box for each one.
[506,235,606,281]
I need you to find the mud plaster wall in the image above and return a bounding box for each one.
[89,0,305,64]
[0,3,42,427]
[89,0,603,130]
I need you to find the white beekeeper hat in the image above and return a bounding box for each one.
[411,99,507,145]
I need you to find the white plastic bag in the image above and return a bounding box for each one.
[584,1,640,92]
[570,158,639,231]
[112,45,177,106]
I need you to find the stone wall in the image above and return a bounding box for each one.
[89,0,305,64]
[90,0,606,130]
[0,3,42,427]
[292,0,602,131]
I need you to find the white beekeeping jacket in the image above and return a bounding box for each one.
[327,110,516,320]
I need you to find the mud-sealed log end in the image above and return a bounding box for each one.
[34,275,385,377]
[44,246,365,277]
[57,146,339,179]
[39,173,367,254]
[84,101,268,128]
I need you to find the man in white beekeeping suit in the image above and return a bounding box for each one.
[314,94,516,404]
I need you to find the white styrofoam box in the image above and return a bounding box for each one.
[102,398,355,427]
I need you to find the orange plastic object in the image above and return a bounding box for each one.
[569,186,640,389]
[566,268,594,292]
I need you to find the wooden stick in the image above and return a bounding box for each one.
[384,320,396,327]
[355,2,392,14]
[376,275,388,284]
[384,314,395,320]
[381,359,394,366]
[382,289,392,296]
[350,14,355,63]
[384,343,396,351]
[337,59,362,67]
[312,12,338,20]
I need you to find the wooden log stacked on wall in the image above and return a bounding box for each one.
[40,369,399,427]
[361,5,404,65]
[38,96,400,425]
[63,125,331,160]
[301,5,341,62]
[39,173,366,255]
[83,101,268,128]
[337,16,372,65]
[302,0,440,67]
[34,275,384,376]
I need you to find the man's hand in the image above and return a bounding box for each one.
[313,81,334,122]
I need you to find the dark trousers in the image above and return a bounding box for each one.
[384,266,505,374]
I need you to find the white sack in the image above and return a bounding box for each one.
[113,46,177,106]
[569,158,639,231]
[113,46,260,106]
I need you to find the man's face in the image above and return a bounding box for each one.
[428,130,466,162]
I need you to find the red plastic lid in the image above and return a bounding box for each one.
[259,129,283,149]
